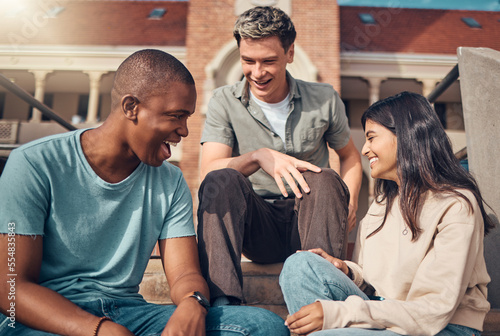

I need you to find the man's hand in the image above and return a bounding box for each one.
[161,298,206,336]
[254,148,321,198]
[307,248,349,276]
[285,302,324,335]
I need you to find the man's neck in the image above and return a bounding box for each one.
[80,126,140,183]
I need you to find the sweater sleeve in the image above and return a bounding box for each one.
[319,195,486,335]
[344,214,366,288]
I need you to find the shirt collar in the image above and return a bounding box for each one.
[234,71,300,106]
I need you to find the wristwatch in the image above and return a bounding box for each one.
[185,291,210,311]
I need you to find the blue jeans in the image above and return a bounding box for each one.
[279,252,480,336]
[0,297,289,335]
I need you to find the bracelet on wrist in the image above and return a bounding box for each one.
[93,316,111,336]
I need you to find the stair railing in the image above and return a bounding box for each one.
[426,64,465,159]
[0,72,76,131]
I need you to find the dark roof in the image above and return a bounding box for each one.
[0,1,188,46]
[2,2,499,55]
[340,6,500,54]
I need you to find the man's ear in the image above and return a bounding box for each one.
[121,95,139,121]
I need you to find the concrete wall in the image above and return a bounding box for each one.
[458,47,500,309]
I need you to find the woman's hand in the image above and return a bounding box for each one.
[285,302,324,335]
[307,248,349,276]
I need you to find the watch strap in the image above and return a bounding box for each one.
[183,291,210,311]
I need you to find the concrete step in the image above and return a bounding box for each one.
[139,258,500,333]
[241,261,287,319]
[139,258,288,318]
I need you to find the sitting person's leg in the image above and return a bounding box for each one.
[295,169,350,259]
[207,305,290,336]
[279,251,368,315]
[197,168,255,304]
[197,168,291,305]
[97,298,289,336]
[0,316,58,336]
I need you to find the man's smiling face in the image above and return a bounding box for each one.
[239,36,294,104]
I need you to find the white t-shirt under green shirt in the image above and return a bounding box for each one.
[250,91,291,146]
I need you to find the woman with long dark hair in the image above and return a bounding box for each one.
[280,91,495,335]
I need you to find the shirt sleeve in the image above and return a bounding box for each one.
[319,196,486,335]
[324,90,350,150]
[0,149,48,235]
[200,92,235,147]
[159,170,195,239]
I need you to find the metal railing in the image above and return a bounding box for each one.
[427,64,459,104]
[0,73,76,131]
[425,64,465,159]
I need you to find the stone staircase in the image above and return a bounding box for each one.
[139,258,288,319]
[139,258,500,335]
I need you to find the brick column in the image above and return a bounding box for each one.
[185,0,235,200]
[292,0,341,90]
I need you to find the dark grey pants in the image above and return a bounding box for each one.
[197,168,349,303]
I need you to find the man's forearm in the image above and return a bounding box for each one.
[340,154,362,207]
[201,150,262,180]
[169,272,210,306]
[3,281,108,336]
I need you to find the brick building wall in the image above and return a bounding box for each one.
[293,1,341,90]
[183,0,341,199]
[183,0,235,200]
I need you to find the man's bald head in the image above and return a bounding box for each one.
[111,49,195,110]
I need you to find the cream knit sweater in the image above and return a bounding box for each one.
[319,190,490,335]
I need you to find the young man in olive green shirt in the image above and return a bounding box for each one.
[197,6,362,306]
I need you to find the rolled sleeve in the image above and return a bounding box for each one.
[200,92,235,147]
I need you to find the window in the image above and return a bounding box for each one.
[77,94,101,122]
[148,8,166,19]
[359,13,376,25]
[342,99,351,126]
[434,103,447,129]
[461,17,482,28]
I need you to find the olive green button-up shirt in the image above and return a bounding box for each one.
[201,72,350,197]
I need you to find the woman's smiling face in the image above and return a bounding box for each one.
[362,119,399,185]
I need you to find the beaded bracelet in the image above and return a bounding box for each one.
[93,316,111,336]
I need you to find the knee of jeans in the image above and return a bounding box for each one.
[209,306,289,336]
[305,168,349,198]
[280,252,316,286]
[244,307,289,336]
[303,169,341,187]
[199,169,245,201]
[203,168,242,185]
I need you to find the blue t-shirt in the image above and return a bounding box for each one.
[0,129,195,302]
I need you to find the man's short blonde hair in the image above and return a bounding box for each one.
[233,6,296,53]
